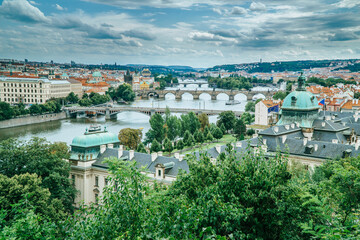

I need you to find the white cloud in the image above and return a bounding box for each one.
[231,6,247,15]
[56,4,64,11]
[334,0,360,8]
[250,2,266,12]
[212,8,222,15]
[0,0,48,23]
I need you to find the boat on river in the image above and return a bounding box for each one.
[225,100,240,105]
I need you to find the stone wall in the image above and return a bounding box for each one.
[0,112,67,129]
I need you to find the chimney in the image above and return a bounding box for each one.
[285,125,290,130]
[355,141,360,150]
[355,116,359,122]
[332,139,338,144]
[263,139,267,145]
[179,155,185,162]
[107,143,113,148]
[118,145,123,158]
[331,115,335,120]
[215,144,221,154]
[151,152,158,162]
[314,144,318,151]
[326,116,331,120]
[236,141,242,147]
[322,122,326,127]
[303,138,308,146]
[158,151,163,157]
[174,153,180,159]
[274,126,279,133]
[100,144,106,154]
[291,123,295,128]
[129,150,135,160]
[296,123,300,127]
[282,135,287,144]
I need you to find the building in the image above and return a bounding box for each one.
[69,126,189,206]
[0,77,71,104]
[141,68,151,77]
[255,99,280,126]
[140,81,150,90]
[67,78,83,98]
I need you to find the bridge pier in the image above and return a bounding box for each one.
[229,95,235,101]
[193,94,200,100]
[211,94,216,100]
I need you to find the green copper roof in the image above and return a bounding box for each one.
[282,91,319,110]
[92,71,102,77]
[71,131,119,148]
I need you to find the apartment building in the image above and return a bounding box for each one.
[0,77,71,104]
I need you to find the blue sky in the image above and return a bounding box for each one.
[0,0,360,67]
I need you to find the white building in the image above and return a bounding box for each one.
[0,77,71,104]
[255,99,280,126]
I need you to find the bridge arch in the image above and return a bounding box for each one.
[164,92,175,100]
[181,92,194,100]
[252,93,266,101]
[147,92,159,98]
[234,93,247,101]
[199,92,211,100]
[116,111,152,119]
[216,93,230,100]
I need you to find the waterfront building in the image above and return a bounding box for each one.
[140,81,150,90]
[141,68,151,77]
[255,99,280,126]
[0,77,72,104]
[69,126,189,206]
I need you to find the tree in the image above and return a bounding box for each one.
[78,98,92,107]
[241,112,254,125]
[145,113,165,143]
[0,138,76,213]
[0,101,15,120]
[245,101,255,112]
[165,115,180,141]
[234,118,246,139]
[206,132,213,142]
[115,84,135,102]
[176,139,184,152]
[118,128,142,150]
[150,139,162,153]
[163,137,173,153]
[66,92,79,104]
[82,93,89,99]
[220,123,226,135]
[29,104,42,115]
[217,111,236,132]
[197,113,209,131]
[273,91,287,100]
[136,142,147,153]
[212,127,223,141]
[195,130,204,144]
[246,128,255,136]
[180,112,200,135]
[203,126,210,137]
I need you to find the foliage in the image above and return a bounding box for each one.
[217,111,236,132]
[273,91,287,100]
[206,132,214,142]
[0,138,76,214]
[197,113,210,131]
[0,101,14,120]
[163,137,173,153]
[145,113,165,144]
[234,118,246,139]
[65,92,79,104]
[176,139,184,151]
[180,112,201,135]
[246,128,255,136]
[154,74,178,90]
[136,142,147,153]
[107,84,135,102]
[118,128,142,150]
[241,112,254,125]
[207,76,255,90]
[212,127,223,141]
[150,139,162,153]
[307,77,356,87]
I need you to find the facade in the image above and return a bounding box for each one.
[0,77,71,104]
[69,126,189,206]
[67,79,83,98]
[140,81,150,90]
[141,68,151,77]
[255,99,280,126]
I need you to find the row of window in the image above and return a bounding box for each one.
[2,98,43,103]
[2,82,43,88]
[2,88,43,93]
[2,93,44,98]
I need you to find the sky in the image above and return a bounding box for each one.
[0,0,360,68]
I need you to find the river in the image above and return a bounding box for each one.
[0,84,270,145]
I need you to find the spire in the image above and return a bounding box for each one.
[297,72,306,91]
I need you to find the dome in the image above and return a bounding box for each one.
[92,71,102,78]
[71,131,119,148]
[282,91,319,110]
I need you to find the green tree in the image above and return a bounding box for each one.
[78,98,92,107]
[206,132,214,142]
[146,113,165,143]
[65,92,79,104]
[0,101,14,120]
[217,111,236,132]
[165,115,181,141]
[180,112,200,135]
[212,127,223,141]
[0,138,76,213]
[150,139,162,153]
[220,123,226,135]
[136,142,147,153]
[29,104,42,115]
[234,118,246,139]
[115,84,135,102]
[203,125,210,137]
[176,139,184,152]
[241,112,254,125]
[118,128,142,150]
[246,128,255,136]
[82,93,89,99]
[273,91,287,100]
[195,130,204,144]
[163,137,173,153]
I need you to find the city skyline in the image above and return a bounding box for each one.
[0,0,360,67]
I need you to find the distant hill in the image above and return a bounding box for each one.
[207,59,360,73]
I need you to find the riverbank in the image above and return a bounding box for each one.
[0,112,67,129]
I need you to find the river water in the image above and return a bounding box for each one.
[0,84,271,145]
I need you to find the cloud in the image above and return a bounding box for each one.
[328,31,359,41]
[0,0,48,23]
[334,0,360,8]
[55,4,64,11]
[212,8,222,15]
[231,6,247,15]
[210,29,244,38]
[250,2,266,11]
[122,30,156,40]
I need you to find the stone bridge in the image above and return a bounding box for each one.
[135,89,274,101]
[64,106,244,120]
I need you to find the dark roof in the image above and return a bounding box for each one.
[259,124,301,136]
[312,119,348,132]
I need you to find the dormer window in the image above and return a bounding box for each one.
[291,96,297,107]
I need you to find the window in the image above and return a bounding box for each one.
[104,177,108,186]
[95,176,99,187]
[158,169,162,177]
[95,193,99,204]
[71,174,75,185]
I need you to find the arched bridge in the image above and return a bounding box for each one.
[135,89,274,101]
[64,106,244,120]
